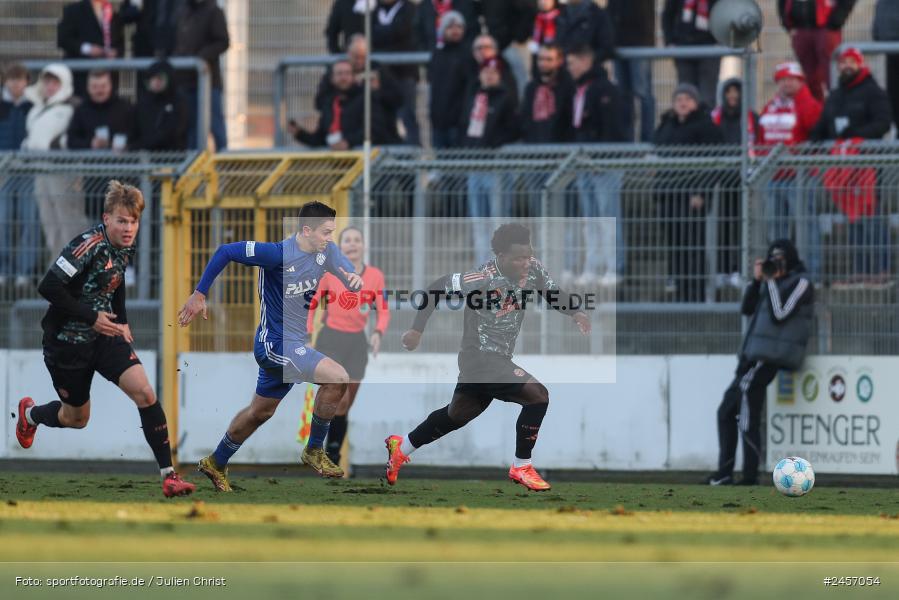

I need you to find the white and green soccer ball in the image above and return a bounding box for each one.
[772,456,815,497]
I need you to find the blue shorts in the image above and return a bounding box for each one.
[253,339,327,400]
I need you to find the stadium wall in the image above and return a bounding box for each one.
[3,352,895,475]
[172,353,897,475]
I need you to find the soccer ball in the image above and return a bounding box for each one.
[772,457,815,497]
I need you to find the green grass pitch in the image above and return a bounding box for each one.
[2,471,897,599]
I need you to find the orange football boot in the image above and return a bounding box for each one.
[384,435,410,486]
[509,464,551,491]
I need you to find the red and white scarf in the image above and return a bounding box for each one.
[467,92,488,138]
[533,9,560,45]
[97,0,113,52]
[682,0,710,32]
[573,84,588,128]
[532,85,556,122]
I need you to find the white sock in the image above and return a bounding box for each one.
[400,435,416,456]
[512,457,532,468]
[24,406,36,426]
[160,467,175,478]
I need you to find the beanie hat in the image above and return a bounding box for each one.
[438,10,466,41]
[774,61,804,82]
[839,46,865,66]
[672,82,700,103]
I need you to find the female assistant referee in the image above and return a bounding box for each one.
[307,226,390,466]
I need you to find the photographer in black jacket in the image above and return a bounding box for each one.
[707,239,814,486]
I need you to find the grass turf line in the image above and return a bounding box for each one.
[1,472,898,562]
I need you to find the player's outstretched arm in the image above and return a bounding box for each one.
[179,241,282,327]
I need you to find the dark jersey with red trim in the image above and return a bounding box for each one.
[43,224,134,343]
[447,257,561,357]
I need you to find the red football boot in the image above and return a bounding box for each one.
[16,397,37,449]
[162,472,196,498]
[384,435,410,486]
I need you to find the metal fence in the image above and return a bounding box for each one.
[0,150,197,350]
[355,143,899,355]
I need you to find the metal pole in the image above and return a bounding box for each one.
[740,49,756,335]
[138,164,153,300]
[274,64,285,147]
[196,62,211,151]
[362,0,372,263]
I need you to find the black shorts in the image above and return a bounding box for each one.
[453,350,533,403]
[43,335,142,407]
[314,326,369,381]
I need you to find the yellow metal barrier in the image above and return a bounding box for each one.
[161,151,370,465]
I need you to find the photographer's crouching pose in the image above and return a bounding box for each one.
[707,240,814,486]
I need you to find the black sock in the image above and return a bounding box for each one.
[138,402,173,471]
[408,406,461,448]
[29,401,63,428]
[326,414,348,462]
[515,403,548,460]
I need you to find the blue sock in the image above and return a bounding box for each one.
[307,414,331,449]
[212,433,242,467]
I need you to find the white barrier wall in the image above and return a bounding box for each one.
[3,351,896,475]
[2,350,157,461]
[767,357,899,475]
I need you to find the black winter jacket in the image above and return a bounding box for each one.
[557,1,614,61]
[66,95,135,150]
[428,40,470,130]
[810,70,893,141]
[520,71,575,143]
[571,66,629,143]
[459,85,519,148]
[608,0,656,47]
[662,0,719,45]
[132,62,188,150]
[172,0,230,90]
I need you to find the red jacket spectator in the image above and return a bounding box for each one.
[758,63,822,148]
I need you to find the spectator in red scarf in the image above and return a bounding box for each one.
[521,43,573,144]
[564,44,628,289]
[662,0,721,107]
[57,0,126,99]
[811,48,892,285]
[528,0,564,72]
[289,59,401,149]
[777,0,857,101]
[759,62,823,282]
[461,57,519,263]
[417,0,477,51]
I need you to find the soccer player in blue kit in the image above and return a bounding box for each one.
[178,202,363,490]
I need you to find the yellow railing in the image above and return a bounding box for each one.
[161,150,369,464]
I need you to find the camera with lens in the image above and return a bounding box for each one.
[761,251,786,278]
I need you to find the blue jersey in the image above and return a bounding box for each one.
[196,238,355,344]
